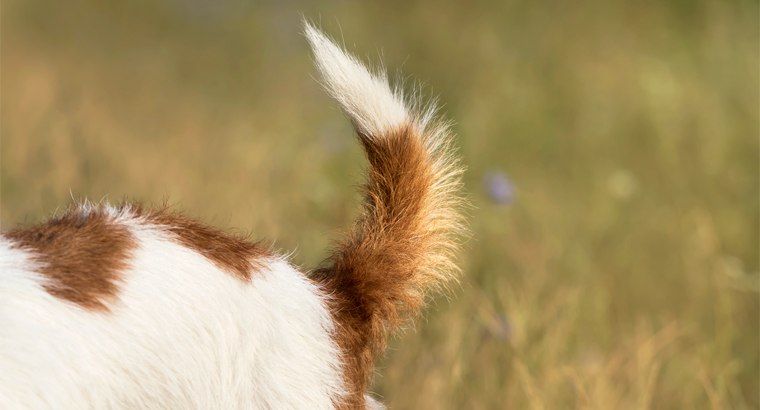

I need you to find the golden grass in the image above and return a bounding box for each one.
[2,0,757,408]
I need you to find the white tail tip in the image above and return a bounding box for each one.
[303,21,409,138]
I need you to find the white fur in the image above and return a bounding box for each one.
[0,217,345,409]
[304,22,409,138]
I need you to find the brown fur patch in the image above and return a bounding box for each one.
[4,207,136,311]
[125,202,270,281]
[3,202,271,311]
[313,125,443,409]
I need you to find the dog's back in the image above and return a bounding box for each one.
[0,22,465,409]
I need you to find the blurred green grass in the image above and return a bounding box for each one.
[2,0,758,408]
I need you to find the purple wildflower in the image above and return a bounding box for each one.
[484,171,516,206]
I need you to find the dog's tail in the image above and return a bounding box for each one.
[305,22,467,405]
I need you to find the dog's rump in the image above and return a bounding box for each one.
[0,206,345,408]
[0,22,465,409]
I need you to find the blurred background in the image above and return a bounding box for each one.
[2,0,758,408]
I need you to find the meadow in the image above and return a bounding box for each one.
[2,0,758,408]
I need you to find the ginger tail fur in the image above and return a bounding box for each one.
[304,21,467,408]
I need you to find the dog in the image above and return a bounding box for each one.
[0,22,466,409]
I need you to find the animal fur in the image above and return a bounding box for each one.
[0,21,466,409]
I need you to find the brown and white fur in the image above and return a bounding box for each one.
[0,22,466,409]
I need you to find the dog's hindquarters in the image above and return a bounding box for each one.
[0,23,464,410]
[304,23,466,408]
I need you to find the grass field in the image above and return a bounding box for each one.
[2,0,758,408]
